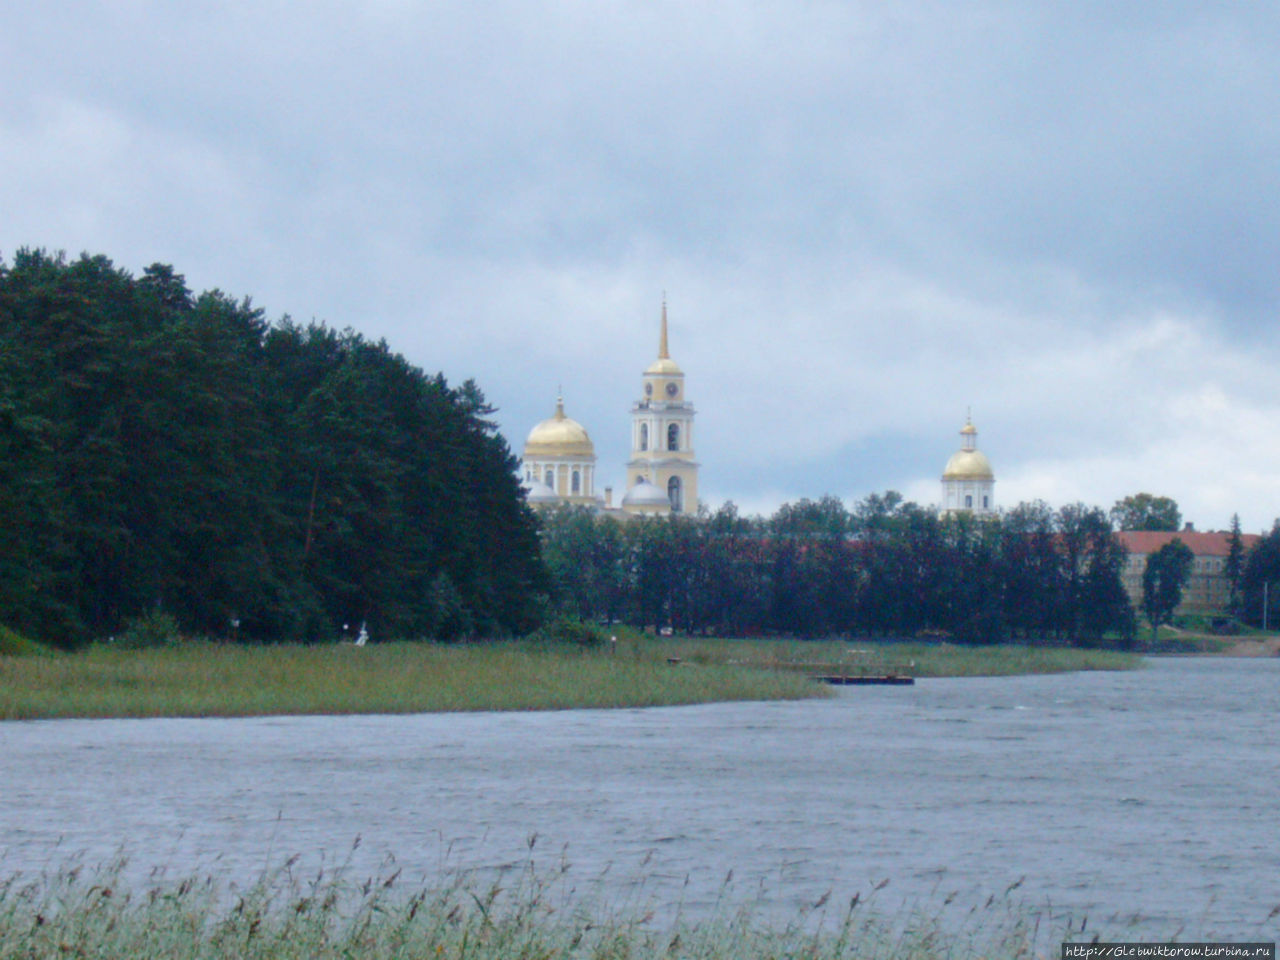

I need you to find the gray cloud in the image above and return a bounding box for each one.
[4,1,1280,530]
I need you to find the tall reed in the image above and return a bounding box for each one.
[0,852,1133,960]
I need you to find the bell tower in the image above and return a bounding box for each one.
[624,299,699,514]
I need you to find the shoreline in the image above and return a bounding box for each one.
[0,639,1141,722]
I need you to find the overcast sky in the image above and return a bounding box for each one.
[5,1,1280,531]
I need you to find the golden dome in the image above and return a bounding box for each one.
[644,356,683,376]
[524,398,595,458]
[943,449,994,479]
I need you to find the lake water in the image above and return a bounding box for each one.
[2,656,1279,941]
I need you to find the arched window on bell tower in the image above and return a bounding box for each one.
[639,423,648,451]
[667,423,679,451]
[667,477,682,513]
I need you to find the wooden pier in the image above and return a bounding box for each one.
[814,674,914,686]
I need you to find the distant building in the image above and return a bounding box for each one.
[1115,528,1258,616]
[521,300,699,517]
[522,396,600,507]
[941,416,995,515]
[624,300,698,515]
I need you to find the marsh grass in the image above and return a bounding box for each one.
[0,636,1139,722]
[0,640,823,721]
[0,852,1112,960]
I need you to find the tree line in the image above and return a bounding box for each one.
[539,494,1141,647]
[6,250,1280,651]
[0,250,543,647]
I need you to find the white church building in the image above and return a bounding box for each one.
[521,301,699,517]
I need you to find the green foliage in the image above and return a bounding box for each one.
[0,623,52,657]
[538,494,1138,648]
[1142,538,1194,638]
[1242,521,1280,629]
[1110,492,1182,531]
[1225,513,1246,616]
[526,615,611,648]
[0,249,544,645]
[115,608,182,649]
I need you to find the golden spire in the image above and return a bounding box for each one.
[658,294,669,360]
[554,392,566,420]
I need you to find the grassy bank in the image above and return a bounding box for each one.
[645,637,1140,679]
[0,639,823,721]
[0,636,1139,722]
[0,857,1106,960]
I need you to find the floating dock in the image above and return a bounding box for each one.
[814,674,915,686]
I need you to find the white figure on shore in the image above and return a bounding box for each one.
[355,622,368,647]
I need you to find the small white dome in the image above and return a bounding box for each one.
[524,479,559,504]
[622,479,670,508]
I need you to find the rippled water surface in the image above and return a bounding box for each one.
[3,656,1279,938]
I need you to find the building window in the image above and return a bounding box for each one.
[668,423,680,451]
[639,423,648,451]
[983,496,989,509]
[667,477,682,513]
[572,470,580,494]
[544,469,554,488]
[965,495,973,508]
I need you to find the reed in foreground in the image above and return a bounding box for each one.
[0,856,1121,960]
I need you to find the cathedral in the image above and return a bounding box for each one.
[520,300,995,519]
[521,301,698,517]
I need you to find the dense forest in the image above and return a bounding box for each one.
[5,250,1278,653]
[540,495,1142,647]
[0,250,544,647]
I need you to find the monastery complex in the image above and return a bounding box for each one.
[520,301,701,518]
[520,300,994,520]
[519,300,1254,619]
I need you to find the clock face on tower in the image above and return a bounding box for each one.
[665,382,678,398]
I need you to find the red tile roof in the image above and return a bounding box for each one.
[1114,530,1260,557]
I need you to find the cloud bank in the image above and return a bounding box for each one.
[4,1,1279,529]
